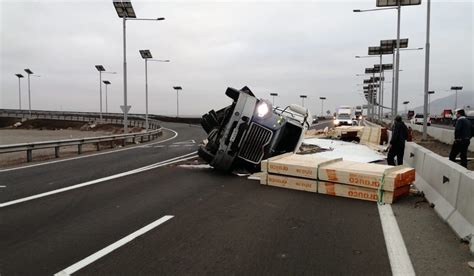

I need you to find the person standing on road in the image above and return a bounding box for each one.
[449,109,472,168]
[387,115,408,166]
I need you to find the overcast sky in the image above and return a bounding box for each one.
[1,0,472,116]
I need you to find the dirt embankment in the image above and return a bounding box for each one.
[411,130,473,170]
[0,118,143,134]
[0,118,146,167]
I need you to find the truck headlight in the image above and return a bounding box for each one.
[256,101,270,118]
[334,119,339,125]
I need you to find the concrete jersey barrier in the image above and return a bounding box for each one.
[404,142,473,253]
[408,123,473,152]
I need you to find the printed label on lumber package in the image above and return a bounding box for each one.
[296,168,314,177]
[348,173,380,188]
[326,169,338,181]
[268,175,288,185]
[269,164,289,172]
[267,175,317,192]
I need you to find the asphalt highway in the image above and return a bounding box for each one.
[0,120,471,275]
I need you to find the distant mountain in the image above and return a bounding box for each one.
[413,91,473,115]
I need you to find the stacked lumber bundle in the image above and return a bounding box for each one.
[260,153,415,204]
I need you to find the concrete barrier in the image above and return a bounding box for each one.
[404,142,473,254]
[421,152,465,221]
[408,123,473,152]
[404,142,429,173]
[447,171,474,249]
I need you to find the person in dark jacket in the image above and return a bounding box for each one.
[387,115,408,166]
[449,109,472,168]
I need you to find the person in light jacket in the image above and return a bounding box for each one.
[387,115,408,166]
[449,109,472,168]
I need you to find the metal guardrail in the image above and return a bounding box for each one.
[0,109,160,129]
[0,129,162,162]
[0,109,163,162]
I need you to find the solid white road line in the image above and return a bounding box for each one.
[378,204,415,276]
[54,215,174,276]
[0,128,178,173]
[0,152,198,208]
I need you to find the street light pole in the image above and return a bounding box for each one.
[103,81,111,114]
[422,0,431,140]
[24,69,34,118]
[394,0,402,116]
[450,86,463,110]
[319,97,326,117]
[403,101,409,116]
[15,74,24,110]
[113,0,165,133]
[123,16,129,132]
[270,93,278,106]
[428,90,434,115]
[173,86,182,117]
[300,95,307,107]
[139,50,170,131]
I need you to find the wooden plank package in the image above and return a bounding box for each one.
[360,127,372,145]
[318,181,410,204]
[369,127,382,145]
[318,160,415,191]
[261,153,341,180]
[260,173,318,193]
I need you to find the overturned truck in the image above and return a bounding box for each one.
[199,86,311,172]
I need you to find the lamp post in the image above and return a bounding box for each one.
[139,49,170,131]
[428,90,434,115]
[95,65,106,121]
[173,86,182,117]
[450,86,463,110]
[113,0,165,133]
[15,74,24,110]
[300,95,307,107]
[319,97,326,117]
[270,93,278,106]
[354,0,421,117]
[403,101,410,116]
[95,65,116,122]
[24,68,35,117]
[103,80,111,114]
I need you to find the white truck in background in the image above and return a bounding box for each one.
[334,105,354,126]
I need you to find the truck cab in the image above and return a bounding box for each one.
[199,86,310,172]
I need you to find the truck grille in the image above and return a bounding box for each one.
[238,123,273,164]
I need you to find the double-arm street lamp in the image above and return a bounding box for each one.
[15,74,24,110]
[113,0,165,133]
[319,97,326,117]
[270,93,278,106]
[354,0,422,118]
[173,86,182,117]
[103,80,111,114]
[139,49,170,131]
[300,95,307,107]
[95,65,116,122]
